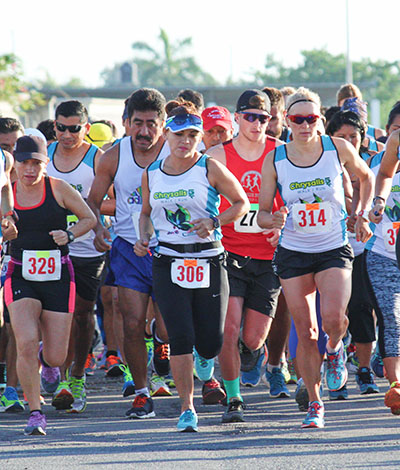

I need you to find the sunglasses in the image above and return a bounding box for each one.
[55,122,86,133]
[240,112,270,124]
[287,115,320,125]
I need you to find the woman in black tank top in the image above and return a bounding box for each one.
[5,136,96,436]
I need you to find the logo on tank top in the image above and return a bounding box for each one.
[127,186,142,205]
[164,204,194,233]
[384,199,400,221]
[71,183,83,193]
[241,171,261,202]
[289,177,331,191]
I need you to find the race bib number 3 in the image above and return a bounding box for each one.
[22,250,62,281]
[383,222,400,252]
[234,204,263,233]
[292,202,332,234]
[67,215,91,242]
[171,258,210,289]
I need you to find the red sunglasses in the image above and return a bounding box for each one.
[287,114,320,125]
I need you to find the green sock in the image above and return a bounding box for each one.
[223,378,242,402]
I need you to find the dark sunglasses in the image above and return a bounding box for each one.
[240,112,270,124]
[287,114,320,125]
[55,122,86,133]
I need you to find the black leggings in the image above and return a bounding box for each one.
[152,252,229,357]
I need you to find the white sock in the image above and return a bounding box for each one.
[135,387,150,397]
[267,363,280,372]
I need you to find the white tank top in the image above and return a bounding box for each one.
[47,142,103,258]
[366,150,400,260]
[148,154,222,258]
[275,135,348,253]
[113,136,170,246]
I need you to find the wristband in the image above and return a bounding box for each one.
[373,196,385,205]
[357,210,369,222]
[2,210,19,223]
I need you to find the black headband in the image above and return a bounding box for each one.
[287,99,318,113]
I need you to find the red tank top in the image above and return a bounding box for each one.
[220,137,283,260]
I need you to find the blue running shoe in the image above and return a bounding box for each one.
[0,386,24,412]
[328,384,348,400]
[326,342,348,391]
[120,364,135,397]
[371,351,384,378]
[193,349,214,382]
[240,347,267,387]
[356,367,380,394]
[177,409,198,432]
[301,401,324,429]
[264,367,290,398]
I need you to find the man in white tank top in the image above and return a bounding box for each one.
[87,88,170,419]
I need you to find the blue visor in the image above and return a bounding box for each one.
[165,114,203,133]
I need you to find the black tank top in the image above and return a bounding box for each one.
[11,176,69,260]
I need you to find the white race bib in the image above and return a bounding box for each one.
[67,215,91,242]
[171,258,210,289]
[131,212,156,242]
[234,203,263,233]
[292,202,332,234]
[383,222,400,252]
[22,250,62,281]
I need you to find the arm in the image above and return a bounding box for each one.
[49,178,97,246]
[369,130,400,224]
[134,170,154,256]
[87,145,119,251]
[206,143,227,166]
[334,137,374,242]
[1,151,18,241]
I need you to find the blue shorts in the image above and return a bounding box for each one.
[109,236,154,296]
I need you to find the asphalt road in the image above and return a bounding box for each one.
[1,366,400,470]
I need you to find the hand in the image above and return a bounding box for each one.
[1,218,17,241]
[134,239,150,257]
[368,202,385,224]
[188,218,214,239]
[49,230,69,246]
[346,214,357,233]
[272,206,289,230]
[93,226,112,252]
[263,228,281,247]
[355,217,372,243]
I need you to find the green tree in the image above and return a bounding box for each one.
[0,54,44,113]
[102,29,218,87]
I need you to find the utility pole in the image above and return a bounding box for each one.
[345,0,353,83]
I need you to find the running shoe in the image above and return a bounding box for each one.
[24,411,46,436]
[67,376,87,413]
[371,351,385,378]
[177,409,198,432]
[145,336,154,367]
[240,346,267,387]
[120,364,135,397]
[287,359,298,384]
[149,374,172,397]
[0,386,24,412]
[301,401,325,429]
[52,380,74,410]
[326,342,348,391]
[126,393,155,419]
[84,353,97,376]
[165,374,176,388]
[328,384,348,400]
[105,355,123,377]
[202,378,226,404]
[39,344,61,394]
[221,399,245,423]
[23,392,45,406]
[152,321,170,377]
[384,381,400,415]
[295,379,309,412]
[264,367,290,398]
[239,341,265,372]
[0,363,6,391]
[194,349,214,382]
[347,353,360,374]
[356,367,380,394]
[281,360,291,384]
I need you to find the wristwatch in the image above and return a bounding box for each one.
[2,210,19,223]
[66,230,75,243]
[210,215,220,229]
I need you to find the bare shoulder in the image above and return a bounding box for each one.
[206,142,227,164]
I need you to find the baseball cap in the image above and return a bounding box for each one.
[236,89,271,113]
[24,128,47,143]
[85,122,114,148]
[165,114,203,133]
[201,106,233,132]
[14,135,48,163]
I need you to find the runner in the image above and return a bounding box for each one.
[5,135,95,435]
[87,88,171,418]
[368,128,400,414]
[134,99,248,431]
[207,89,283,422]
[258,87,374,428]
[46,100,105,413]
